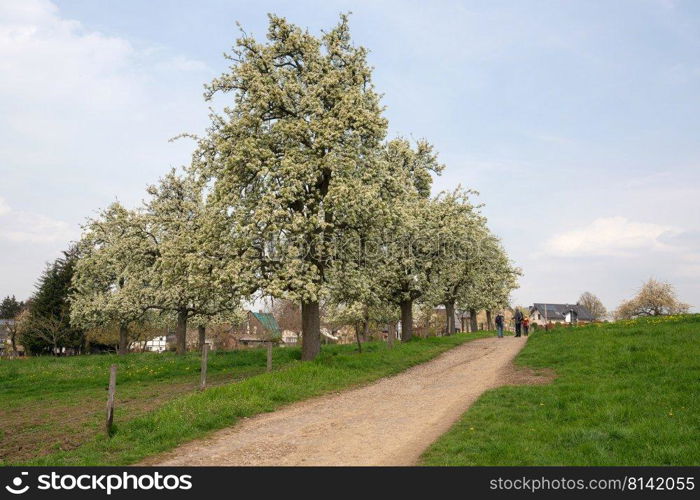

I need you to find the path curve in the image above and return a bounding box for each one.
[145,336,528,466]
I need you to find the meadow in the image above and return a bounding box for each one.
[421,315,700,465]
[0,346,298,464]
[0,331,491,465]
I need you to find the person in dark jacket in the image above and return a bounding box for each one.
[495,312,504,338]
[514,308,524,337]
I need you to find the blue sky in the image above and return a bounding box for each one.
[1,0,699,312]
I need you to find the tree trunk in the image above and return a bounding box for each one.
[198,325,206,351]
[469,308,478,333]
[355,324,363,354]
[445,301,456,336]
[118,323,128,355]
[362,316,370,341]
[301,300,321,361]
[387,321,395,349]
[401,300,413,341]
[176,309,188,355]
[486,310,493,331]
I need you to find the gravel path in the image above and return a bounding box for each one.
[145,336,528,466]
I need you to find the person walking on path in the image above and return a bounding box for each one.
[514,308,524,337]
[495,312,504,338]
[522,316,530,336]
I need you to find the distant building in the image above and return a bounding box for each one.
[281,330,299,345]
[144,335,169,353]
[130,333,172,353]
[238,311,284,347]
[529,303,593,326]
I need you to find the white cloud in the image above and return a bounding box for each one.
[0,0,139,114]
[532,133,576,145]
[0,197,10,216]
[543,216,680,257]
[2,213,75,244]
[153,55,211,73]
[0,0,208,101]
[0,0,209,177]
[0,0,212,300]
[0,196,77,243]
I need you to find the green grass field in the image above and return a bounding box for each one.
[421,315,700,466]
[0,346,301,464]
[1,331,490,466]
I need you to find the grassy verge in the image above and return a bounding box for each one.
[420,315,700,466]
[5,331,491,465]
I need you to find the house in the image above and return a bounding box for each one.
[144,335,169,353]
[237,311,283,347]
[281,329,299,345]
[529,303,593,326]
[129,333,171,353]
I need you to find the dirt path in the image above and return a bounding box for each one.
[145,336,529,466]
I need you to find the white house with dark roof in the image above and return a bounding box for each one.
[529,303,594,326]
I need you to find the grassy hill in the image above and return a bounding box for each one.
[421,314,700,465]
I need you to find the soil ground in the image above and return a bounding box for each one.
[145,336,539,466]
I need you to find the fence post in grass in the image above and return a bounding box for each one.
[387,322,395,349]
[266,341,273,372]
[200,344,209,391]
[106,364,117,436]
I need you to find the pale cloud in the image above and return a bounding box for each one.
[0,197,77,243]
[680,260,700,279]
[0,0,140,114]
[532,133,576,145]
[0,0,210,299]
[0,0,209,177]
[0,197,10,216]
[0,0,208,99]
[153,55,211,73]
[543,216,680,257]
[1,213,76,243]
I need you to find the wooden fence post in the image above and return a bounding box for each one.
[106,364,117,436]
[200,344,209,391]
[266,342,273,372]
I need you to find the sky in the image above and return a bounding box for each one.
[1,0,699,313]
